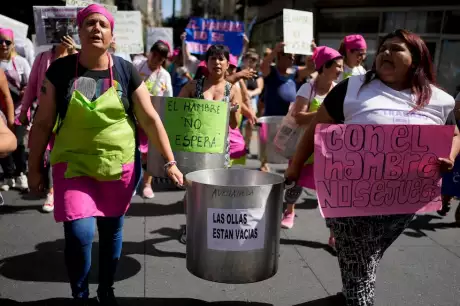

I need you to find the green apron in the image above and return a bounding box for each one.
[51,54,136,181]
[305,97,322,165]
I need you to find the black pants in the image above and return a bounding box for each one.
[0,144,26,179]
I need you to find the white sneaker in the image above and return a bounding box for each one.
[15,173,28,191]
[42,193,54,213]
[1,178,15,191]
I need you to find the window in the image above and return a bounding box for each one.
[443,11,460,34]
[437,40,460,96]
[318,12,380,33]
[383,11,442,33]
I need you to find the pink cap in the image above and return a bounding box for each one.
[198,61,207,68]
[312,46,342,70]
[0,28,14,40]
[77,4,115,31]
[229,54,238,67]
[343,34,367,51]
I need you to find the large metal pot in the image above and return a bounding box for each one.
[147,96,230,182]
[185,168,285,284]
[257,116,289,164]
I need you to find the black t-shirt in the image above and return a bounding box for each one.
[322,79,456,126]
[46,54,143,117]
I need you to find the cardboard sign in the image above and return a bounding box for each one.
[113,11,144,54]
[314,124,454,218]
[185,17,244,56]
[163,98,229,154]
[33,6,81,46]
[146,27,173,53]
[283,9,313,55]
[65,0,118,14]
[0,14,29,40]
[207,207,266,251]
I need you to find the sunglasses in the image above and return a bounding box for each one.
[0,39,12,46]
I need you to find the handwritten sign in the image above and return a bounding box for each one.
[207,206,266,251]
[33,6,81,46]
[65,0,118,14]
[185,17,244,56]
[0,14,28,40]
[146,27,173,53]
[283,9,313,55]
[163,98,229,154]
[113,11,144,54]
[314,124,454,218]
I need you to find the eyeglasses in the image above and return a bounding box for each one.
[0,40,12,46]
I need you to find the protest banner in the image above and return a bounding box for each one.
[146,27,173,53]
[207,206,266,251]
[163,97,229,154]
[65,0,118,14]
[0,14,29,40]
[314,124,454,218]
[113,11,144,54]
[283,9,313,55]
[33,6,80,46]
[185,17,245,56]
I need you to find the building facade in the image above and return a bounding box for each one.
[249,1,460,95]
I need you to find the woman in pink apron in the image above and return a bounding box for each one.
[0,28,31,192]
[28,5,183,305]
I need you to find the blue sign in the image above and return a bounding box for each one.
[185,17,245,56]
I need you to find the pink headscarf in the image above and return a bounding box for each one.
[77,4,115,31]
[198,61,207,68]
[312,46,342,70]
[0,28,14,40]
[343,34,367,51]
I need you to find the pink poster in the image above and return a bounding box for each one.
[314,124,455,218]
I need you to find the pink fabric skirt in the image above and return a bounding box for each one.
[229,127,246,159]
[138,127,149,154]
[52,162,136,222]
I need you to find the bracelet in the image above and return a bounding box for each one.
[164,161,177,171]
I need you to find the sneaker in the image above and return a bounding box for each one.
[1,178,15,191]
[15,173,28,191]
[42,193,54,213]
[142,185,154,199]
[97,288,119,306]
[179,225,186,244]
[281,210,295,229]
[328,236,336,252]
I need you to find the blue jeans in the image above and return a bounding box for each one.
[63,216,124,299]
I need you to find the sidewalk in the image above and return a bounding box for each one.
[0,156,459,305]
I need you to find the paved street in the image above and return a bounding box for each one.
[0,150,460,305]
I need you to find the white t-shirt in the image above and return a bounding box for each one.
[133,58,172,97]
[340,75,454,125]
[185,55,200,76]
[0,55,31,84]
[337,64,366,82]
[296,81,335,112]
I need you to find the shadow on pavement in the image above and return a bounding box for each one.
[0,204,42,215]
[126,200,184,217]
[404,214,459,238]
[0,298,273,306]
[280,238,336,256]
[294,293,346,305]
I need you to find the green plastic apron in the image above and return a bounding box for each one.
[50,54,136,181]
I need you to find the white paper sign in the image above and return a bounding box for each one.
[33,6,81,46]
[0,14,29,40]
[66,0,118,14]
[146,27,173,53]
[113,11,144,54]
[283,9,314,55]
[207,207,266,251]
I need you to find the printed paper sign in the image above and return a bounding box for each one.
[283,9,313,55]
[314,124,454,218]
[33,6,81,46]
[0,14,28,40]
[163,97,229,154]
[113,11,144,54]
[66,0,118,14]
[207,207,266,251]
[146,27,173,53]
[185,17,245,56]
